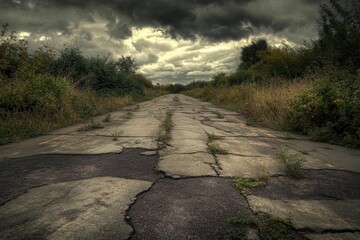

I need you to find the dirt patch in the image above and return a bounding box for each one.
[0,149,162,205]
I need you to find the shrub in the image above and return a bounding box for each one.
[276,150,307,178]
[290,70,360,147]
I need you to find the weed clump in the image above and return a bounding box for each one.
[157,109,174,148]
[103,113,111,122]
[173,96,180,102]
[206,132,224,142]
[233,177,267,196]
[208,143,228,155]
[276,150,306,178]
[77,120,103,132]
[225,213,294,240]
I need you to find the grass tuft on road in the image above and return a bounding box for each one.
[276,150,306,179]
[77,120,103,132]
[225,213,294,240]
[157,109,174,148]
[208,143,228,155]
[206,132,224,142]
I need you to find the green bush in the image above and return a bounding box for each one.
[290,70,360,147]
[0,75,71,113]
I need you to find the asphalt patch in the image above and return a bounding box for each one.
[0,149,162,205]
[129,177,252,240]
[251,169,360,200]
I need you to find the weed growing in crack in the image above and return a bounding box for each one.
[103,113,111,122]
[206,132,224,142]
[225,213,294,240]
[125,111,134,119]
[276,150,306,179]
[77,120,103,131]
[233,177,267,195]
[111,130,123,141]
[208,143,228,155]
[212,110,224,119]
[157,109,174,148]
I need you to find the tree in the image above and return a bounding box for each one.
[239,39,268,69]
[314,0,360,71]
[116,56,138,74]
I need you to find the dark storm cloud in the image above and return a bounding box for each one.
[0,0,330,42]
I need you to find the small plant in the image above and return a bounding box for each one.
[206,132,224,142]
[276,150,307,178]
[111,130,123,141]
[212,110,224,119]
[157,109,174,148]
[125,111,134,119]
[208,143,228,155]
[225,213,294,240]
[103,113,111,122]
[77,120,103,131]
[233,177,267,195]
[203,116,211,121]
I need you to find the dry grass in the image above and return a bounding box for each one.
[185,78,311,131]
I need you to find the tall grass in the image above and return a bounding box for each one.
[185,78,311,130]
[0,89,134,145]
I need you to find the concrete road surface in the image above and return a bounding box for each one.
[0,94,359,240]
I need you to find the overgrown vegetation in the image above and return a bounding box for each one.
[208,143,228,155]
[206,132,224,142]
[276,150,307,179]
[0,24,164,145]
[157,109,174,148]
[233,177,267,196]
[77,120,103,132]
[103,114,111,122]
[225,213,295,240]
[184,0,360,148]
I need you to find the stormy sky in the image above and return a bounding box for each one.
[1,0,328,84]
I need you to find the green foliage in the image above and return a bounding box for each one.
[162,83,186,93]
[157,109,174,148]
[103,113,111,122]
[226,213,294,240]
[315,0,360,71]
[52,47,88,86]
[233,177,267,196]
[290,70,360,147]
[0,74,71,113]
[276,150,307,179]
[251,47,312,79]
[206,132,224,142]
[208,143,228,155]
[77,119,103,132]
[233,177,266,190]
[240,39,268,69]
[117,55,138,74]
[0,24,160,145]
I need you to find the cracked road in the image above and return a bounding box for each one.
[0,94,359,240]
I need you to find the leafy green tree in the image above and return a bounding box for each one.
[239,39,268,69]
[314,0,360,71]
[117,56,138,74]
